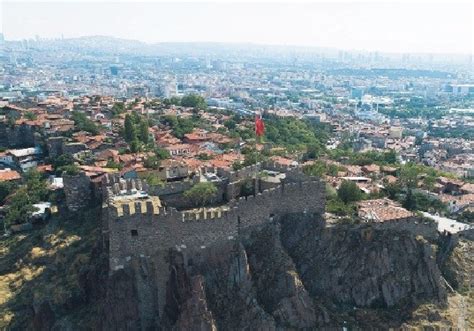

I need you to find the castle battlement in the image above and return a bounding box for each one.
[100,166,328,274]
[104,177,149,200]
[104,173,326,271]
[181,206,230,222]
[109,196,164,217]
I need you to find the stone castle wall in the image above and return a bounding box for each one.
[4,124,37,148]
[369,217,439,240]
[63,172,93,211]
[105,179,326,270]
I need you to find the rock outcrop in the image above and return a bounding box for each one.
[98,213,449,329]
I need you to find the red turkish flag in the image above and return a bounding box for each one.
[255,115,265,136]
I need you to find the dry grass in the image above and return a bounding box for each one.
[0,209,100,329]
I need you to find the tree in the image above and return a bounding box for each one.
[52,154,75,174]
[124,114,136,143]
[154,147,170,160]
[383,150,398,164]
[163,96,181,106]
[144,155,161,170]
[223,119,237,130]
[105,159,123,170]
[4,187,36,226]
[143,173,165,187]
[423,175,436,191]
[0,181,15,203]
[184,182,217,207]
[24,111,37,121]
[71,112,100,135]
[326,196,355,216]
[399,163,420,189]
[181,94,207,110]
[303,161,326,177]
[232,161,243,171]
[402,189,416,210]
[24,169,47,203]
[130,139,140,153]
[305,143,323,160]
[239,179,254,197]
[61,164,80,175]
[111,102,125,116]
[138,120,149,145]
[337,180,363,204]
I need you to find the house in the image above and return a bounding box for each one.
[439,194,474,214]
[381,166,397,175]
[0,152,13,166]
[0,168,21,183]
[460,183,474,194]
[31,202,52,222]
[270,156,299,168]
[184,129,210,144]
[357,198,414,222]
[7,147,42,172]
[437,177,464,194]
[165,144,193,157]
[362,164,380,175]
[161,159,189,180]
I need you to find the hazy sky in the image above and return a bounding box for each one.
[1,1,473,54]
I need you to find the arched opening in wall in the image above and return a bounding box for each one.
[131,229,138,237]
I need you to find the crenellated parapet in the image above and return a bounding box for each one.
[181,206,230,221]
[102,173,149,202]
[109,197,164,217]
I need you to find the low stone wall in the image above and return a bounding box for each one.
[148,179,196,196]
[63,143,87,155]
[367,217,438,240]
[217,164,259,183]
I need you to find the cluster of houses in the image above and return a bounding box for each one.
[1,94,473,232]
[0,97,297,220]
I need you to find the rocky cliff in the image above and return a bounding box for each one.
[100,213,451,329]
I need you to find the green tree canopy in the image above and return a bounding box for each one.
[52,154,75,174]
[0,181,16,203]
[4,187,36,226]
[184,182,217,207]
[144,155,161,170]
[124,114,136,143]
[154,147,170,160]
[71,112,100,135]
[337,180,363,204]
[138,120,149,145]
[24,169,48,203]
[181,94,207,110]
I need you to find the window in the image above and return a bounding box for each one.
[131,229,138,237]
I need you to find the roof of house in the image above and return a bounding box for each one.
[357,198,414,222]
[0,169,21,181]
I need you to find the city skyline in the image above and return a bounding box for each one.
[1,1,473,55]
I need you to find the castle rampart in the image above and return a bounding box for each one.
[104,178,326,271]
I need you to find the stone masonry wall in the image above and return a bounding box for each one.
[369,217,439,240]
[106,179,326,270]
[63,172,92,212]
